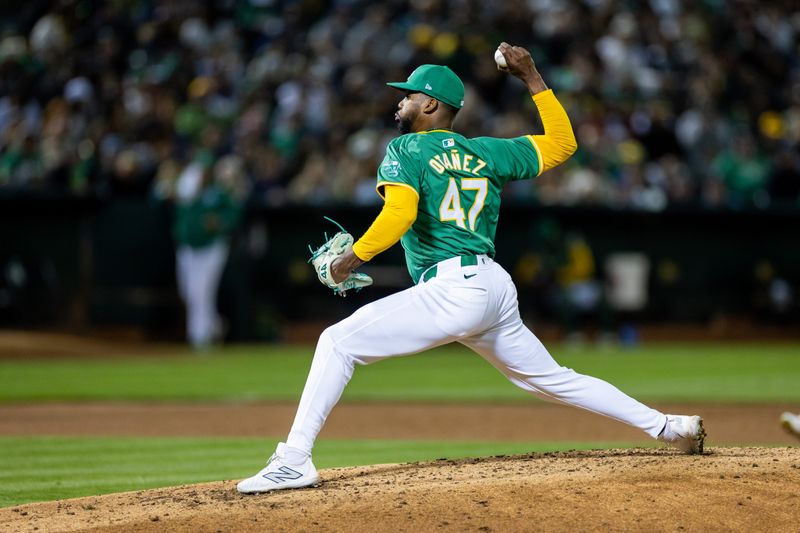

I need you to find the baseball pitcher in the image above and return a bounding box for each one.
[238,43,706,493]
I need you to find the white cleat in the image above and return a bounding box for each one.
[780,412,800,439]
[658,415,706,454]
[237,443,319,494]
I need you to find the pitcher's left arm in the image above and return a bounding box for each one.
[330,184,418,282]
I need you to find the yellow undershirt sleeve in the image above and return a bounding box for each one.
[528,89,578,175]
[351,184,418,262]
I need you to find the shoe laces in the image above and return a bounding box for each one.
[264,452,280,468]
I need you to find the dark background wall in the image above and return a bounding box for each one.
[2,195,799,340]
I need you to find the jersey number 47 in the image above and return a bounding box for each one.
[439,177,488,232]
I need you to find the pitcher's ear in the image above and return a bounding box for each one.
[422,97,439,114]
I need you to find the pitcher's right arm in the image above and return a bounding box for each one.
[497,42,577,175]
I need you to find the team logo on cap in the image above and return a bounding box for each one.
[425,83,433,90]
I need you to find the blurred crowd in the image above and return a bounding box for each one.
[1,0,799,210]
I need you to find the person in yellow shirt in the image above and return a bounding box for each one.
[515,218,612,343]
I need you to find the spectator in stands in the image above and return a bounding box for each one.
[768,147,800,207]
[0,1,797,212]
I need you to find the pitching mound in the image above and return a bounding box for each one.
[2,447,798,532]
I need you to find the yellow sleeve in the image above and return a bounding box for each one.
[351,184,418,261]
[528,89,578,175]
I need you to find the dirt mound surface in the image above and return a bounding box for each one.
[2,447,798,532]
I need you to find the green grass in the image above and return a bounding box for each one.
[1,343,797,507]
[0,436,645,508]
[0,343,798,403]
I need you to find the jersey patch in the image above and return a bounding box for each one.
[381,160,402,178]
[442,138,455,148]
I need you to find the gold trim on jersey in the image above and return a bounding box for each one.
[376,181,420,200]
[526,135,544,177]
[418,129,454,134]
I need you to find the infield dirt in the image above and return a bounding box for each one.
[2,402,800,532]
[1,447,798,532]
[2,401,799,446]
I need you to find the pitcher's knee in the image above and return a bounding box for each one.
[317,327,338,354]
[320,324,375,366]
[318,326,354,363]
[320,323,347,344]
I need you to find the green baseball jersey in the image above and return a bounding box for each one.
[377,129,541,283]
[173,185,244,249]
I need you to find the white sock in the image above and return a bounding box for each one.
[278,442,311,465]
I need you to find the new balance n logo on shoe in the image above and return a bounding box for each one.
[261,466,303,483]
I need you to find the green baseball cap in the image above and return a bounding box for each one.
[387,64,465,109]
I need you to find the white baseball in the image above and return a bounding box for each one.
[494,49,508,69]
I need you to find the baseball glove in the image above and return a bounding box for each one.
[309,219,373,297]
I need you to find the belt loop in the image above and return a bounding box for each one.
[460,255,478,267]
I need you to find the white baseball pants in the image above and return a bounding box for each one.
[176,241,228,348]
[286,255,666,455]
